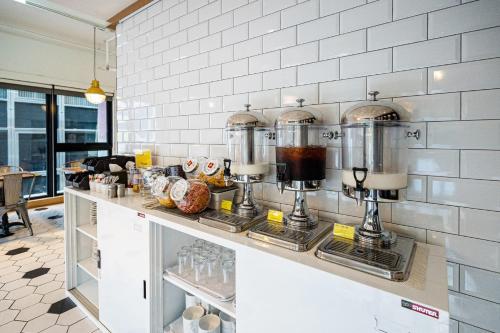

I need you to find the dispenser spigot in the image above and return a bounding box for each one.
[352,167,368,206]
[223,159,232,186]
[276,163,287,194]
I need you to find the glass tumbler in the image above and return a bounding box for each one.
[190,248,202,269]
[222,259,235,285]
[205,254,219,284]
[177,250,190,277]
[194,257,206,284]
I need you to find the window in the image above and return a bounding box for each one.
[57,95,108,143]
[0,83,113,198]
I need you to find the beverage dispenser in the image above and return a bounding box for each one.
[248,99,334,251]
[316,91,420,281]
[200,105,272,232]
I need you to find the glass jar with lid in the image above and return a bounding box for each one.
[198,158,229,187]
[225,104,272,179]
[170,179,211,214]
[182,157,207,179]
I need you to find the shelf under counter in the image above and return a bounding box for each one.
[76,224,97,241]
[77,257,99,280]
[163,271,236,318]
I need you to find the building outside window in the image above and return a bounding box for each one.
[0,86,112,198]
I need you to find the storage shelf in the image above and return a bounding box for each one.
[76,279,99,308]
[163,272,236,318]
[77,224,97,241]
[78,258,99,280]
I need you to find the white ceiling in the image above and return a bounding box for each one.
[0,0,135,49]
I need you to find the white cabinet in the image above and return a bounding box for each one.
[98,205,150,333]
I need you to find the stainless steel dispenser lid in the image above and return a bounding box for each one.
[276,98,318,126]
[341,91,410,124]
[226,104,269,128]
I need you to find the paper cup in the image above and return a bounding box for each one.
[185,292,200,308]
[199,314,221,333]
[182,305,205,333]
[219,312,235,333]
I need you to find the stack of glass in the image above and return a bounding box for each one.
[176,239,235,292]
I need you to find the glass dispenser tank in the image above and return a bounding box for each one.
[248,98,335,251]
[316,91,421,281]
[199,104,272,232]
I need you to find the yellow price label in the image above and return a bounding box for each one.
[333,223,355,240]
[220,200,233,211]
[267,210,284,223]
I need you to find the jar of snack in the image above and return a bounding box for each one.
[152,176,181,208]
[170,179,211,214]
[198,158,230,187]
[182,157,206,179]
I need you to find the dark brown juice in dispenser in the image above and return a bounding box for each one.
[276,146,326,181]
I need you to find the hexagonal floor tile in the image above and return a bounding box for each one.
[28,245,48,253]
[67,318,97,333]
[1,278,29,291]
[16,302,51,321]
[56,307,84,326]
[9,251,33,261]
[11,293,43,310]
[22,313,58,333]
[41,289,65,305]
[18,262,44,273]
[14,256,38,267]
[34,281,62,295]
[5,247,29,256]
[48,298,76,315]
[33,250,54,259]
[0,265,20,277]
[40,325,69,333]
[0,272,25,284]
[43,259,64,269]
[5,285,36,300]
[23,268,51,280]
[28,273,55,287]
[54,274,64,282]
[0,320,25,333]
[0,299,13,311]
[0,309,18,325]
[37,254,59,264]
[48,265,64,275]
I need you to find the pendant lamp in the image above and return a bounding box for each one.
[85,27,106,104]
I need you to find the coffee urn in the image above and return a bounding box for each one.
[316,91,420,281]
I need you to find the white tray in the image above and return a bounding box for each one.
[165,265,235,301]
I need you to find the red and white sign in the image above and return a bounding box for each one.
[401,300,439,319]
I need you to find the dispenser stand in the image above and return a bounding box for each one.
[200,181,267,233]
[316,196,416,281]
[248,183,332,252]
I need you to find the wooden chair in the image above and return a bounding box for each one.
[0,172,34,237]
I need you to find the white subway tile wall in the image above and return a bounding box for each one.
[116,1,500,330]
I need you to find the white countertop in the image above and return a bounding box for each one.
[65,187,449,312]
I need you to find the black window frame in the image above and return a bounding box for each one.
[0,82,113,198]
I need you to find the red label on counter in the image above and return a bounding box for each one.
[137,212,146,218]
[401,300,439,319]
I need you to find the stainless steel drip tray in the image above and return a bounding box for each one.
[151,205,208,221]
[199,209,267,233]
[248,220,332,252]
[315,234,416,281]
